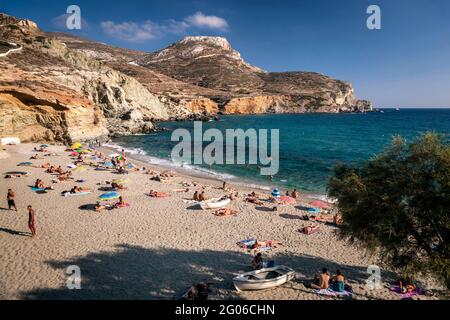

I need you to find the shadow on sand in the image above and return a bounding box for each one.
[0,227,29,237]
[20,244,398,300]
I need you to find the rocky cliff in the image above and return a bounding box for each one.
[0,13,169,142]
[1,13,373,143]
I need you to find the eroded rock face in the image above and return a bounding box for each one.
[0,89,108,144]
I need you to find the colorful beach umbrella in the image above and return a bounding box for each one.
[279,196,296,205]
[309,200,331,210]
[98,192,120,201]
[271,188,281,198]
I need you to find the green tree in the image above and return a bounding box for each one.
[328,133,449,289]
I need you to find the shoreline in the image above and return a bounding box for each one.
[0,143,443,300]
[102,141,329,201]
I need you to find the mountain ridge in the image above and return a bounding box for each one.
[0,13,373,143]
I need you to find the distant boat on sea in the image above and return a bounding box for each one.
[395,108,400,111]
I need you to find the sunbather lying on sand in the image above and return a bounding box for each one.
[300,225,320,235]
[35,179,51,190]
[151,175,168,183]
[30,154,43,160]
[148,190,169,198]
[114,197,128,208]
[311,214,343,225]
[245,197,264,205]
[95,202,107,212]
[161,170,176,178]
[111,182,127,190]
[255,240,282,248]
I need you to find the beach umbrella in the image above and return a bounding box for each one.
[98,192,120,201]
[71,166,87,173]
[271,188,281,198]
[40,144,49,148]
[18,162,33,167]
[279,196,296,205]
[309,200,331,210]
[70,151,79,157]
[112,178,130,185]
[71,142,82,149]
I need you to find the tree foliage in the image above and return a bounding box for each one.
[328,133,449,289]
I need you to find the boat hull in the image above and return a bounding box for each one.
[233,266,295,291]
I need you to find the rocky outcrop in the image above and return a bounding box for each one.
[0,13,169,141]
[0,89,108,144]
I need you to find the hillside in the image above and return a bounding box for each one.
[0,13,372,143]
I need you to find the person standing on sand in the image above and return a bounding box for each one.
[7,189,18,211]
[27,205,36,238]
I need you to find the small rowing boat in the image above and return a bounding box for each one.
[200,197,231,210]
[233,266,296,291]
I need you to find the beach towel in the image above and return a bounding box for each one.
[237,239,256,248]
[389,286,421,299]
[63,192,92,197]
[31,187,46,192]
[315,288,352,298]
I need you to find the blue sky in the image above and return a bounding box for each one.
[2,0,450,108]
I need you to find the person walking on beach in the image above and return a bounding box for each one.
[27,205,36,238]
[7,189,18,211]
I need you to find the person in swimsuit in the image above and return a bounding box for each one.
[7,189,18,211]
[27,205,36,238]
[311,268,330,289]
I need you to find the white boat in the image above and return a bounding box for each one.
[200,197,231,210]
[233,266,296,291]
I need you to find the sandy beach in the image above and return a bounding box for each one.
[0,143,443,300]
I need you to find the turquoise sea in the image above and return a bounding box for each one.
[109,109,450,194]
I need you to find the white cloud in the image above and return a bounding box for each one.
[185,12,229,31]
[101,12,229,43]
[101,21,158,43]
